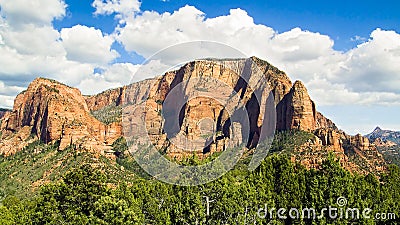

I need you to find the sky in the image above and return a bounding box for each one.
[0,0,399,135]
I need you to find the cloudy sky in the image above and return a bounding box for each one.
[0,0,399,134]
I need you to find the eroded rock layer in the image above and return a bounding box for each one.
[0,57,387,174]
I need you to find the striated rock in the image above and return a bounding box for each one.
[316,112,337,130]
[85,87,126,111]
[0,78,121,155]
[123,58,284,158]
[314,128,343,151]
[276,81,316,131]
[0,57,388,175]
[350,134,370,151]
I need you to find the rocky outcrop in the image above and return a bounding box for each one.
[314,128,343,150]
[0,78,121,155]
[276,81,316,131]
[123,58,286,158]
[349,134,371,151]
[316,112,336,130]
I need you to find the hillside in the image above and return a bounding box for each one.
[0,57,398,224]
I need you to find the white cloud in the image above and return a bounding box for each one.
[0,24,65,56]
[92,0,140,18]
[99,62,139,84]
[77,62,140,95]
[0,0,66,27]
[0,95,15,109]
[112,5,400,107]
[60,25,119,65]
[351,35,367,42]
[116,6,276,61]
[0,81,24,96]
[338,29,400,93]
[0,1,400,114]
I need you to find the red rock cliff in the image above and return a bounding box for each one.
[0,78,121,155]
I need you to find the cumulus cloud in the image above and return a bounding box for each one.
[0,81,24,96]
[0,95,15,109]
[0,0,123,108]
[112,5,400,106]
[77,63,140,95]
[0,0,66,27]
[116,6,276,60]
[0,24,64,56]
[92,0,140,19]
[1,1,400,112]
[60,25,119,65]
[339,29,400,93]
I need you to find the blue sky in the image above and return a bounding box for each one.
[55,0,400,51]
[0,0,400,134]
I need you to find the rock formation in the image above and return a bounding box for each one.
[85,87,126,111]
[276,81,316,131]
[373,138,397,147]
[0,78,121,155]
[0,57,387,174]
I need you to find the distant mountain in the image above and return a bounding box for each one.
[366,127,400,166]
[366,126,400,145]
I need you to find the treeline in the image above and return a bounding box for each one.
[0,153,399,224]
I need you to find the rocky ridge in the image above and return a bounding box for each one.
[366,126,400,145]
[0,57,387,174]
[0,78,121,156]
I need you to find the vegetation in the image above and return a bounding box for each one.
[377,145,400,166]
[0,131,399,224]
[0,153,399,224]
[0,140,137,199]
[90,103,122,125]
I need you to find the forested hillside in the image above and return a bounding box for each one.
[1,147,399,224]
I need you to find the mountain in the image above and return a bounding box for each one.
[366,126,400,144]
[0,57,387,175]
[366,127,400,166]
[0,78,121,156]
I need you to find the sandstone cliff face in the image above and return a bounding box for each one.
[0,57,387,175]
[0,78,120,155]
[123,58,285,158]
[349,134,371,151]
[85,87,126,111]
[276,81,316,131]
